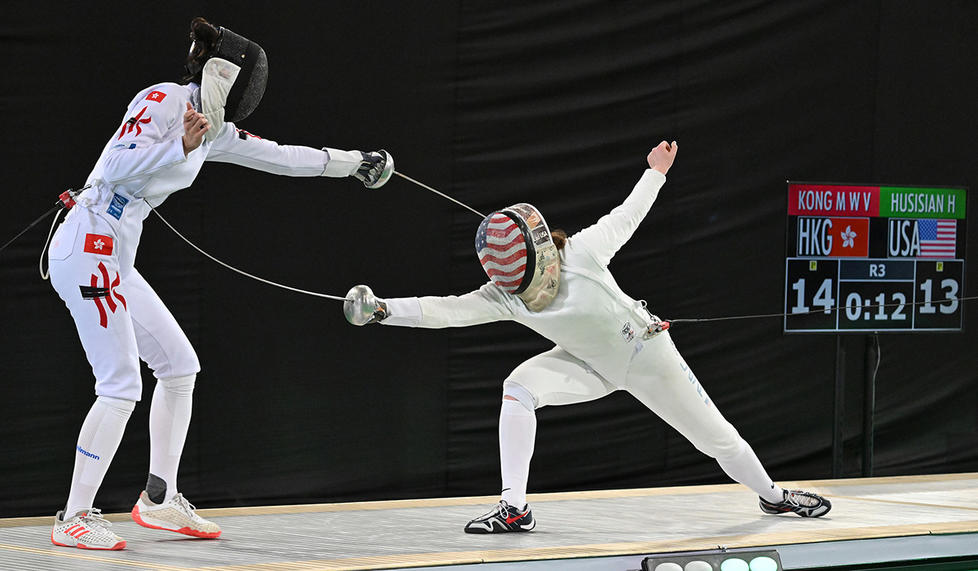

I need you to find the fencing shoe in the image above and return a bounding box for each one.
[131,491,221,538]
[760,489,832,517]
[463,500,536,533]
[51,508,126,550]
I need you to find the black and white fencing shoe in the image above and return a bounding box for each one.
[463,500,536,533]
[759,489,832,518]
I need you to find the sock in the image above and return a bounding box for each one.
[146,473,167,504]
[148,374,195,503]
[716,440,785,503]
[64,396,135,517]
[498,398,536,509]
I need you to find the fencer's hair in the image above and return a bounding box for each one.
[182,17,221,83]
[552,229,567,250]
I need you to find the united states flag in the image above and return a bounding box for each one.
[476,213,527,292]
[918,219,957,258]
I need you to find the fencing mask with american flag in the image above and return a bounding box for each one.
[475,203,561,311]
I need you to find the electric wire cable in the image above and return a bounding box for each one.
[667,295,976,324]
[7,176,973,324]
[394,171,486,218]
[149,203,351,302]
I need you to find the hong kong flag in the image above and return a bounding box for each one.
[145,90,167,103]
[83,233,114,255]
[828,218,869,257]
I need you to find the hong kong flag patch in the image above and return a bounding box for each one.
[145,90,167,103]
[83,234,114,255]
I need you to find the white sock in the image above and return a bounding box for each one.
[64,396,135,517]
[716,440,784,503]
[499,398,536,509]
[149,374,195,503]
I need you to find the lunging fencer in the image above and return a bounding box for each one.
[47,17,393,550]
[344,141,831,533]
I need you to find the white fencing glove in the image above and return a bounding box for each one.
[354,150,394,189]
[344,285,389,326]
[322,149,394,189]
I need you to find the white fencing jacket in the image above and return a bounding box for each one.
[64,82,353,273]
[383,169,668,383]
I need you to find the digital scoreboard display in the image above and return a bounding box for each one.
[784,183,967,333]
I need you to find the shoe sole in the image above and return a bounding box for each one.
[131,505,221,539]
[464,522,536,534]
[51,530,125,550]
[759,504,831,517]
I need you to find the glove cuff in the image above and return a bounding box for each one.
[322,148,362,177]
[381,298,423,327]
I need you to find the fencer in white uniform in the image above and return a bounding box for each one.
[47,17,393,550]
[344,141,831,534]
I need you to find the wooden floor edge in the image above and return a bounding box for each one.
[3,472,976,528]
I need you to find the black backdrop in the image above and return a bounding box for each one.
[2,1,976,517]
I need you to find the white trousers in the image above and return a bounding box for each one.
[49,219,200,401]
[505,331,744,461]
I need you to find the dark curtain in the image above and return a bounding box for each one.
[1,0,975,517]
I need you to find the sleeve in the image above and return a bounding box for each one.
[381,283,515,328]
[570,169,666,266]
[100,94,187,185]
[204,123,332,176]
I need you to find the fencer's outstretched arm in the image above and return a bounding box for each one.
[204,123,389,182]
[571,141,677,266]
[345,283,514,328]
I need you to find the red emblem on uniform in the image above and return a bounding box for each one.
[118,106,152,140]
[236,128,262,140]
[83,234,114,255]
[145,90,167,103]
[78,262,127,328]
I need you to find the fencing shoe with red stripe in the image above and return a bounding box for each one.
[131,491,221,538]
[464,500,536,533]
[51,508,126,550]
[759,489,832,517]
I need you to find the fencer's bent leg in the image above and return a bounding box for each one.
[499,348,617,507]
[49,222,143,516]
[127,269,200,502]
[48,223,143,402]
[500,383,536,509]
[507,347,617,408]
[64,396,135,517]
[147,375,195,502]
[127,269,200,380]
[624,332,783,502]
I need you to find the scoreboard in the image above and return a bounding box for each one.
[784,183,967,333]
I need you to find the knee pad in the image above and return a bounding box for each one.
[502,381,537,412]
[166,347,201,379]
[157,373,196,396]
[96,395,136,415]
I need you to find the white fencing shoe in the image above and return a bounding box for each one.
[51,508,126,550]
[131,491,221,538]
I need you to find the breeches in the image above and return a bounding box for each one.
[503,331,744,460]
[49,220,200,401]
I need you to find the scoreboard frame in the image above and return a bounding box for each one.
[783,181,968,334]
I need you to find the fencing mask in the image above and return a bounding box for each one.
[185,22,268,140]
[475,203,561,311]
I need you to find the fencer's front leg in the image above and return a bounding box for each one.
[343,285,389,325]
